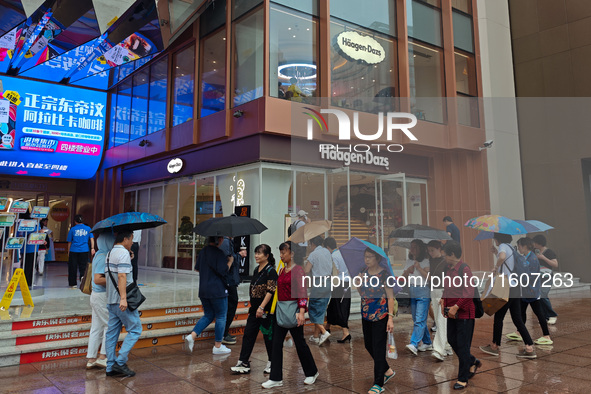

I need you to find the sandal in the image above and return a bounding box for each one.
[469,359,482,378]
[506,332,522,341]
[534,337,553,345]
[383,371,395,385]
[368,385,384,393]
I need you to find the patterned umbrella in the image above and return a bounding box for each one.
[91,212,166,234]
[473,219,554,240]
[465,215,531,235]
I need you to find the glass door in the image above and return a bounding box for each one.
[327,167,349,244]
[378,174,406,269]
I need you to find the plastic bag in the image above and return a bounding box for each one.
[387,332,398,359]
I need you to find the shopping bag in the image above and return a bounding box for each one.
[79,262,92,295]
[387,332,398,359]
[481,274,509,316]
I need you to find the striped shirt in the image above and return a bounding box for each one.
[106,245,133,305]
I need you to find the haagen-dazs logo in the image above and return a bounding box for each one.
[167,158,184,174]
[304,108,418,170]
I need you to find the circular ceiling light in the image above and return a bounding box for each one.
[277,63,317,80]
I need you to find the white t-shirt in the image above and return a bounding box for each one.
[307,245,333,277]
[404,258,430,287]
[133,229,142,245]
[497,243,515,277]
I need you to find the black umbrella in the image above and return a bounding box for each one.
[193,216,267,237]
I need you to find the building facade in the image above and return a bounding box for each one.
[85,0,497,274]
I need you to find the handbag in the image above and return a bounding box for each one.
[106,251,146,312]
[276,300,298,328]
[482,274,509,316]
[79,262,93,295]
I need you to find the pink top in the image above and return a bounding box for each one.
[277,264,308,311]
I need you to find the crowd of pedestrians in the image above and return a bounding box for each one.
[78,213,560,393]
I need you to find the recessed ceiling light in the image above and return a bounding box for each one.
[293,35,296,38]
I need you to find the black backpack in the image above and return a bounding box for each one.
[458,263,484,319]
[288,220,301,236]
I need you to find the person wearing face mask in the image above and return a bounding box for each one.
[231,244,278,375]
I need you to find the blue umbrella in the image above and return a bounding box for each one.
[91,212,167,234]
[339,237,395,278]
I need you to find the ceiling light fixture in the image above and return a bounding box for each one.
[277,63,317,80]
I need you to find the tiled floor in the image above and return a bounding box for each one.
[2,291,591,393]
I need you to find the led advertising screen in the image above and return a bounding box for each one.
[0,75,107,179]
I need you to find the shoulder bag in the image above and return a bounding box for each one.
[79,262,93,295]
[107,251,146,312]
[275,267,298,328]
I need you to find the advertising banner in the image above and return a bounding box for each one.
[6,237,25,249]
[0,75,107,179]
[28,232,47,245]
[0,214,15,227]
[18,219,37,232]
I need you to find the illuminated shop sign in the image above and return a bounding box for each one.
[0,75,107,179]
[336,31,386,65]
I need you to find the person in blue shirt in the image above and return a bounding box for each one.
[443,216,461,243]
[67,215,95,288]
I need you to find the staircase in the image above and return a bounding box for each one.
[330,211,371,246]
[0,291,364,367]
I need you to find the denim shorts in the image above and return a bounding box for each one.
[308,297,330,324]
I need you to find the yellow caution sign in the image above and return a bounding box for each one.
[3,90,21,106]
[0,269,34,310]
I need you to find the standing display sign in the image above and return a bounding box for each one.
[5,238,25,249]
[0,214,15,227]
[234,205,251,279]
[18,220,37,232]
[28,233,47,245]
[0,197,7,210]
[0,214,16,283]
[31,206,50,218]
[9,201,29,213]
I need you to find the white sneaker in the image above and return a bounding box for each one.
[284,338,294,347]
[431,351,445,361]
[231,361,251,374]
[212,344,231,355]
[95,358,107,368]
[406,344,418,356]
[309,336,320,344]
[304,372,319,385]
[431,325,437,332]
[446,348,454,356]
[262,380,283,389]
[547,317,557,325]
[418,344,433,352]
[264,361,271,374]
[184,334,195,352]
[318,331,331,346]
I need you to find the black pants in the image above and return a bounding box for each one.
[68,251,88,286]
[23,252,35,287]
[447,319,476,383]
[224,285,239,337]
[239,312,273,362]
[326,286,351,328]
[270,322,318,381]
[362,317,390,387]
[131,242,139,282]
[493,298,533,346]
[521,300,550,336]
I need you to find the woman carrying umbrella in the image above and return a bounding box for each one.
[355,247,396,394]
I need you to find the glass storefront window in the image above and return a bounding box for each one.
[201,29,226,117]
[172,45,195,127]
[201,0,227,36]
[331,21,398,113]
[233,0,263,19]
[109,93,117,148]
[162,183,178,270]
[273,0,318,16]
[456,52,479,127]
[130,70,149,141]
[270,5,318,101]
[453,10,474,53]
[295,171,325,222]
[408,41,445,123]
[148,57,168,133]
[114,80,131,145]
[178,180,197,270]
[452,0,471,14]
[233,8,264,107]
[330,0,395,36]
[147,186,163,268]
[407,0,442,47]
[418,0,439,7]
[137,189,149,268]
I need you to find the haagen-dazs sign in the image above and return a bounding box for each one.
[167,158,184,174]
[336,31,386,65]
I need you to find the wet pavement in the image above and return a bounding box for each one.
[2,292,591,393]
